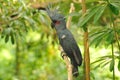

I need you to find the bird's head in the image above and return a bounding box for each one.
[46,6,66,30]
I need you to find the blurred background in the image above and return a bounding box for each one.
[0,0,120,80]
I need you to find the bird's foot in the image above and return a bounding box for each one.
[61,51,67,59]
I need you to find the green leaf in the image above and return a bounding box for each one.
[109,60,114,72]
[91,58,106,64]
[5,35,9,43]
[39,13,47,24]
[89,30,106,38]
[106,30,114,44]
[90,32,105,47]
[1,35,4,38]
[11,33,15,44]
[95,36,103,48]
[93,60,107,69]
[90,28,112,47]
[90,72,95,80]
[78,6,100,27]
[109,3,119,15]
[101,60,111,67]
[94,5,106,24]
[118,60,120,71]
[24,16,35,24]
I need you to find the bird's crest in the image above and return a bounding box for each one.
[46,4,65,21]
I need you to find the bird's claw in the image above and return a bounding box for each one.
[61,51,67,59]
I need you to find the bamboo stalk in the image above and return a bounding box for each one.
[81,0,90,80]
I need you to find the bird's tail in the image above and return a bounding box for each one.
[72,65,79,77]
[71,52,80,77]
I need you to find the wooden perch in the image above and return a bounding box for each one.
[61,49,73,80]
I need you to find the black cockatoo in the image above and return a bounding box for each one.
[46,6,82,77]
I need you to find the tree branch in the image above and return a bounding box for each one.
[66,3,75,28]
[61,49,73,80]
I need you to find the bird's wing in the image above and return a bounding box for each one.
[71,40,82,66]
[58,30,82,66]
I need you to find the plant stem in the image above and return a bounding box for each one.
[111,43,115,80]
[108,2,117,79]
[112,21,120,54]
[15,38,20,79]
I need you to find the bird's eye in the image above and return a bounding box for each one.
[53,20,57,23]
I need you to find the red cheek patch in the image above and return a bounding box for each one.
[55,21,60,25]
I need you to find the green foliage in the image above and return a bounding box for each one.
[109,59,114,72]
[93,5,106,24]
[109,3,119,15]
[78,5,106,27]
[78,0,120,27]
[0,0,50,44]
[109,0,120,15]
[89,27,115,47]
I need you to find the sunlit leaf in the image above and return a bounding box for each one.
[101,60,111,67]
[90,32,105,47]
[91,58,106,64]
[90,28,113,47]
[91,55,112,65]
[94,5,106,24]
[78,6,100,27]
[93,61,106,69]
[89,27,106,37]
